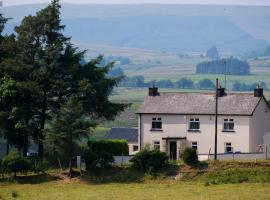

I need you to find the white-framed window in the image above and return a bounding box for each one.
[225,142,233,153]
[191,141,198,150]
[153,141,160,150]
[133,145,139,152]
[223,119,234,131]
[152,117,162,130]
[189,118,200,130]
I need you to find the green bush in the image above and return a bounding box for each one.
[2,149,31,177]
[87,140,128,156]
[181,148,198,166]
[130,149,169,172]
[85,150,114,170]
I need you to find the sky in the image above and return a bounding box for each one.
[2,0,270,6]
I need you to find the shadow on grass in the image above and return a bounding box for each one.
[0,173,59,184]
[81,166,145,184]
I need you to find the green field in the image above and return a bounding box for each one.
[0,182,269,200]
[2,160,270,200]
[81,43,270,88]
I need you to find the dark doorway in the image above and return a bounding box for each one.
[169,141,177,160]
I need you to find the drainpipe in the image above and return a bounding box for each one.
[214,78,219,160]
[139,114,142,150]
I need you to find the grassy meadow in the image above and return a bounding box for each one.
[1,161,270,200]
[1,182,270,200]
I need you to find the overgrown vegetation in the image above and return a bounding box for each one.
[181,148,198,166]
[130,149,169,172]
[84,140,128,170]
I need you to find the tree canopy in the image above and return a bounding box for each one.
[0,0,127,157]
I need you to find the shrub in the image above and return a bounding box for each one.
[181,148,198,166]
[85,150,114,170]
[2,149,31,177]
[87,140,128,156]
[32,159,50,174]
[130,149,168,172]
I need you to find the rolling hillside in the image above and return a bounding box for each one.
[1,3,270,54]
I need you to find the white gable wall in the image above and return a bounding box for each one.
[250,99,270,152]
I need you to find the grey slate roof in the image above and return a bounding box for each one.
[105,128,138,143]
[137,92,264,116]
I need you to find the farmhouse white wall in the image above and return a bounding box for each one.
[128,142,139,155]
[250,99,270,151]
[140,114,251,154]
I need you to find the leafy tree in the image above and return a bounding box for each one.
[206,46,219,59]
[47,98,92,177]
[196,79,215,90]
[156,79,174,88]
[2,149,30,177]
[196,58,250,75]
[175,78,194,89]
[0,0,127,159]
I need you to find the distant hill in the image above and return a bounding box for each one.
[1,3,270,53]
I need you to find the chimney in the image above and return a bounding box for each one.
[217,86,226,97]
[149,86,159,96]
[254,86,263,97]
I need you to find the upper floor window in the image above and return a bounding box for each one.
[153,141,160,150]
[152,117,162,130]
[225,142,233,153]
[223,119,234,131]
[189,118,200,130]
[191,141,198,150]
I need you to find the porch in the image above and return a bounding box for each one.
[162,137,187,160]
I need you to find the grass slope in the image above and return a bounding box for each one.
[1,161,270,200]
[0,182,270,200]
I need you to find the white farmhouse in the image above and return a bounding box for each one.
[137,87,270,160]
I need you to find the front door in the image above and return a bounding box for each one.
[169,141,177,160]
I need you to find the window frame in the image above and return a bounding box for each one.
[188,118,200,131]
[133,145,139,152]
[223,118,235,132]
[153,141,160,151]
[151,117,162,130]
[191,141,198,150]
[225,142,233,153]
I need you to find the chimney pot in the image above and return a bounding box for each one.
[149,87,159,96]
[254,87,263,97]
[217,87,226,97]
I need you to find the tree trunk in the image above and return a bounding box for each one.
[38,91,47,157]
[38,140,44,157]
[6,140,9,155]
[69,132,73,179]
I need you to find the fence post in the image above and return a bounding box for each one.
[208,148,211,160]
[232,152,235,161]
[266,146,268,160]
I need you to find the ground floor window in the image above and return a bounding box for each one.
[153,141,160,150]
[191,141,198,150]
[133,145,139,152]
[225,142,233,153]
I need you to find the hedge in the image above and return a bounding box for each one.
[87,140,129,156]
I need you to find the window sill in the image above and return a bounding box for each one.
[222,130,235,133]
[150,129,163,132]
[188,129,201,133]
